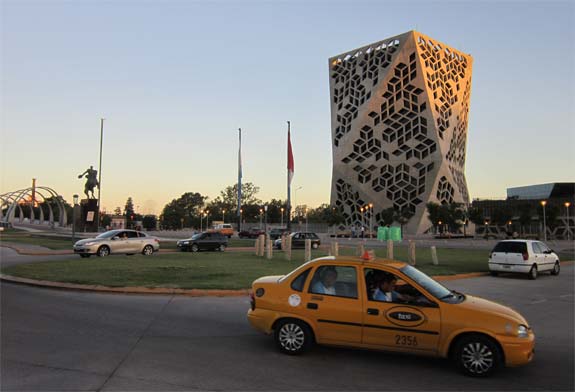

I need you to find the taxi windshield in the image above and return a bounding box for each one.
[400,265,452,300]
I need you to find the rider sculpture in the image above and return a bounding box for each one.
[78,166,99,199]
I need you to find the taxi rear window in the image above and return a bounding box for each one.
[290,268,311,292]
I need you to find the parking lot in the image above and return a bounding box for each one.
[1,246,573,391]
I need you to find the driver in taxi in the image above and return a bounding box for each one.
[373,274,409,303]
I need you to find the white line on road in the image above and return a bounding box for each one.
[530,299,548,304]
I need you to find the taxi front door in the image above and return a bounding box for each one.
[301,265,363,345]
[361,270,441,353]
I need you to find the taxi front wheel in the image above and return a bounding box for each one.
[454,334,502,377]
[274,319,313,355]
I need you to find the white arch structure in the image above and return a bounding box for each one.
[0,187,68,227]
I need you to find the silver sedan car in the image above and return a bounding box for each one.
[73,229,160,258]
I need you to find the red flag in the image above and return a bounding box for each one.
[288,128,294,186]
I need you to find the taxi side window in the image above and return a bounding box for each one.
[309,266,358,299]
[290,268,311,292]
[365,268,433,306]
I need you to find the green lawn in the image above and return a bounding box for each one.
[0,231,74,250]
[2,246,495,289]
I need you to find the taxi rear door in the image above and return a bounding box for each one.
[300,264,363,345]
[361,267,441,353]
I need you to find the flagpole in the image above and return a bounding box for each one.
[237,128,242,233]
[287,121,291,232]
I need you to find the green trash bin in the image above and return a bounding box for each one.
[380,226,390,241]
[390,226,402,241]
[377,226,386,241]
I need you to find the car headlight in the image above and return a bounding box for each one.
[84,242,96,246]
[517,325,529,338]
[182,241,189,245]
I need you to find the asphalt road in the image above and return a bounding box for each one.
[1,251,573,391]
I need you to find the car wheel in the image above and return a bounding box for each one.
[80,254,90,258]
[312,242,319,249]
[191,244,199,252]
[454,334,502,377]
[97,245,110,257]
[528,265,538,280]
[219,244,226,252]
[142,245,154,256]
[274,319,313,355]
[551,261,560,276]
[489,271,498,277]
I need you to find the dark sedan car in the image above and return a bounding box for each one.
[273,232,320,249]
[177,232,228,252]
[269,228,289,240]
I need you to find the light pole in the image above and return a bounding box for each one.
[264,205,268,234]
[360,207,364,231]
[72,194,78,243]
[438,220,442,235]
[200,212,203,232]
[305,207,308,232]
[280,207,284,228]
[222,209,226,222]
[206,210,210,230]
[484,220,489,239]
[259,208,263,229]
[240,209,243,226]
[565,202,571,241]
[369,203,373,238]
[541,200,547,241]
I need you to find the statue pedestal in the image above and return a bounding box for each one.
[80,199,99,232]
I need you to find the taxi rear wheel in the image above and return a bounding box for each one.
[454,334,502,377]
[274,319,313,355]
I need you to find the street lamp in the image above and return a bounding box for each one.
[540,200,547,241]
[369,203,373,239]
[240,209,243,225]
[280,207,284,228]
[360,207,364,234]
[264,205,268,234]
[565,202,571,241]
[206,210,210,230]
[72,194,78,243]
[438,220,442,235]
[305,207,308,232]
[222,209,226,222]
[259,208,263,229]
[200,211,204,232]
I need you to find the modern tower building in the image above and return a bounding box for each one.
[329,31,473,234]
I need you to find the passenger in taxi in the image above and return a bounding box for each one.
[311,267,338,295]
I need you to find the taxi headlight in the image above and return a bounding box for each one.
[517,325,529,338]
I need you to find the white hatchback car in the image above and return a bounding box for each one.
[488,240,560,280]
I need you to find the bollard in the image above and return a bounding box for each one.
[267,238,273,260]
[330,241,339,257]
[254,237,260,256]
[280,234,286,251]
[285,235,292,261]
[260,235,266,256]
[408,240,416,265]
[357,242,365,256]
[431,246,439,265]
[387,239,394,260]
[305,239,312,262]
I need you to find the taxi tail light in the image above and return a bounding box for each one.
[249,291,255,310]
[522,252,529,261]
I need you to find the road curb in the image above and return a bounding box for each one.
[0,274,250,297]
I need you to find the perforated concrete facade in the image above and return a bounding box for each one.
[329,31,473,234]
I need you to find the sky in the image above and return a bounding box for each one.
[1,0,574,215]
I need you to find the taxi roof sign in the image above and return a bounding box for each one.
[361,250,376,260]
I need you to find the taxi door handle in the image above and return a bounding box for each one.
[307,303,318,310]
[367,308,379,315]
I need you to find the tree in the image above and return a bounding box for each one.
[394,208,414,232]
[101,214,112,228]
[114,207,122,216]
[160,192,207,230]
[518,204,532,235]
[142,215,157,231]
[220,182,261,207]
[468,206,484,226]
[491,206,513,227]
[124,197,135,228]
[426,202,465,233]
[379,207,396,226]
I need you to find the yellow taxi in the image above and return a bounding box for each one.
[247,254,535,377]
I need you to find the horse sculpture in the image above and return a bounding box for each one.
[78,166,99,199]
